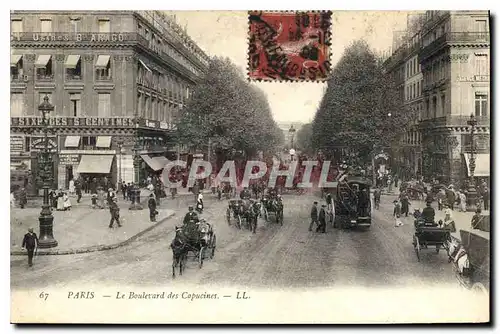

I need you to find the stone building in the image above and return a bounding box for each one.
[384,10,490,185]
[10,10,209,193]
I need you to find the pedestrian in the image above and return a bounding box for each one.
[192,181,200,203]
[387,175,393,193]
[91,193,98,209]
[459,190,467,212]
[10,191,16,208]
[108,197,121,228]
[148,194,157,222]
[97,186,105,209]
[317,204,326,233]
[69,178,75,195]
[121,181,127,200]
[373,187,381,210]
[394,174,399,188]
[56,189,65,211]
[482,185,489,211]
[75,181,82,204]
[63,192,72,211]
[18,187,27,209]
[393,200,403,227]
[443,206,456,232]
[325,192,333,213]
[107,188,116,206]
[196,192,204,213]
[399,191,410,217]
[309,201,318,231]
[127,183,132,201]
[446,186,456,210]
[21,227,38,267]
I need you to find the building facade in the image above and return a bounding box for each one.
[10,10,209,193]
[418,10,490,185]
[384,11,490,185]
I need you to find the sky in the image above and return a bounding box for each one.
[172,11,411,124]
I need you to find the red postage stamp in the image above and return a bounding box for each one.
[248,11,332,81]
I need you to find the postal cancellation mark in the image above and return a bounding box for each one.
[248,11,332,82]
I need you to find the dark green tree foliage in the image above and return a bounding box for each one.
[312,40,411,163]
[296,122,314,154]
[177,56,283,159]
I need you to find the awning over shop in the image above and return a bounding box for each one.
[95,55,110,69]
[77,155,113,174]
[10,55,22,67]
[152,156,170,169]
[139,59,152,72]
[35,55,52,68]
[140,155,164,171]
[463,153,490,177]
[96,136,112,148]
[64,136,81,148]
[64,55,81,69]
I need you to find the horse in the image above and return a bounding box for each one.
[170,226,188,278]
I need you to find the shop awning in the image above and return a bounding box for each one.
[463,153,490,177]
[140,155,164,171]
[64,55,81,69]
[95,55,110,69]
[139,59,152,72]
[35,55,52,68]
[96,136,112,148]
[64,136,81,148]
[152,156,170,169]
[10,55,22,67]
[77,155,113,174]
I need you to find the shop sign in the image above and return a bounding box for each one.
[10,117,135,127]
[145,120,158,128]
[10,136,24,152]
[374,152,389,161]
[59,154,80,165]
[14,33,134,43]
[159,122,174,130]
[30,136,57,152]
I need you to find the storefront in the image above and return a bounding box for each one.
[463,153,490,186]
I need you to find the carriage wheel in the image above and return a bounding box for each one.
[236,215,242,229]
[413,235,421,262]
[198,247,204,268]
[210,235,216,259]
[226,208,231,225]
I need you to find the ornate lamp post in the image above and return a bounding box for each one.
[289,125,296,148]
[466,114,478,211]
[129,140,143,210]
[37,95,58,249]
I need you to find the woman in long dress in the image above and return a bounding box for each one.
[56,190,65,211]
[68,179,75,195]
[459,191,467,212]
[63,192,72,211]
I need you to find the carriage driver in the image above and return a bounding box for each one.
[240,187,251,200]
[183,205,199,226]
[420,201,436,224]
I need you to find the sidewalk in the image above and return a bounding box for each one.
[10,198,175,256]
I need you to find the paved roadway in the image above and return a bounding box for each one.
[11,192,458,290]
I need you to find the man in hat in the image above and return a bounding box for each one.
[317,204,327,233]
[148,193,157,222]
[21,227,38,267]
[421,200,436,224]
[183,205,199,226]
[108,197,121,228]
[309,201,319,231]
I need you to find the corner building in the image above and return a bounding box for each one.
[418,11,490,185]
[10,11,209,193]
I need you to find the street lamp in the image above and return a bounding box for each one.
[466,113,478,211]
[289,125,296,149]
[129,139,143,210]
[37,95,58,249]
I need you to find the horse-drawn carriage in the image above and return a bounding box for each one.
[261,194,283,225]
[449,229,490,295]
[170,219,216,278]
[400,181,426,200]
[334,176,372,229]
[412,219,451,262]
[218,181,233,200]
[226,199,261,233]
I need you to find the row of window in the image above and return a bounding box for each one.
[403,131,422,146]
[422,17,488,48]
[10,91,183,121]
[406,57,421,78]
[137,62,191,101]
[11,17,111,34]
[406,80,423,101]
[422,92,488,119]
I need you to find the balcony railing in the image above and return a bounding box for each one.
[419,115,490,128]
[420,32,490,60]
[36,73,54,81]
[96,73,112,81]
[65,73,82,81]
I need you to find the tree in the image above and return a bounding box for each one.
[177,56,283,163]
[311,40,413,164]
[296,123,313,154]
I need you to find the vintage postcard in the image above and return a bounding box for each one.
[10,9,490,324]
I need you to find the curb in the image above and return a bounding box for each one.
[10,212,176,256]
